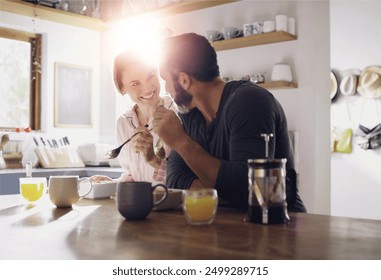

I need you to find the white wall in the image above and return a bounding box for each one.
[0,11,101,163]
[101,0,331,214]
[330,1,381,220]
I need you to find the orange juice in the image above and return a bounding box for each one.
[184,196,217,222]
[20,183,44,202]
[183,189,218,225]
[19,177,46,203]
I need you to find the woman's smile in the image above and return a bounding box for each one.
[140,89,156,101]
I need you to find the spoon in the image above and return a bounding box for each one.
[105,124,148,160]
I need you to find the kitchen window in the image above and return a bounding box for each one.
[0,26,41,131]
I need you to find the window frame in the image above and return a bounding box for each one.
[0,26,41,131]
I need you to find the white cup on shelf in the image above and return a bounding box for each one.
[271,63,293,82]
[206,30,223,42]
[288,17,296,35]
[243,23,254,37]
[222,27,242,40]
[263,20,275,33]
[275,15,288,32]
[253,22,264,34]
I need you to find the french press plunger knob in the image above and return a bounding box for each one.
[260,133,273,158]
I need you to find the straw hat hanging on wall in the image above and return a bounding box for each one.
[340,68,361,96]
[330,70,339,102]
[357,66,381,99]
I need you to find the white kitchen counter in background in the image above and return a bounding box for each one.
[0,167,122,195]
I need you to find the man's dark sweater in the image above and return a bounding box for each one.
[167,80,306,212]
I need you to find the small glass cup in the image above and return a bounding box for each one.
[19,177,47,204]
[183,189,218,225]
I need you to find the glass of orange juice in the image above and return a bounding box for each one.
[19,177,47,204]
[183,189,218,225]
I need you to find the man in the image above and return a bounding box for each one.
[153,33,306,212]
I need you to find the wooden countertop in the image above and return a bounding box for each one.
[1,195,381,260]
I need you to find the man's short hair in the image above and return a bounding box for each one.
[161,33,220,82]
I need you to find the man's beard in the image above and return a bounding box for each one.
[173,79,193,114]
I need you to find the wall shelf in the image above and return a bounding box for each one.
[211,31,297,51]
[0,0,237,31]
[105,0,238,22]
[259,81,298,90]
[212,31,298,90]
[0,0,106,31]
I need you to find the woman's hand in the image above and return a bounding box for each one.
[90,175,113,183]
[131,126,160,168]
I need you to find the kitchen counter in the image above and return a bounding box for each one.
[0,167,122,195]
[1,194,381,260]
[0,166,122,175]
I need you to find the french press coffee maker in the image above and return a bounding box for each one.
[247,133,290,224]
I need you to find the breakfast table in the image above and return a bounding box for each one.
[1,194,381,260]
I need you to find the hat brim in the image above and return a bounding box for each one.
[330,70,339,101]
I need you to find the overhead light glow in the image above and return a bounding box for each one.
[116,15,166,68]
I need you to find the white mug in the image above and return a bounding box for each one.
[271,63,293,82]
[222,27,241,40]
[288,17,296,35]
[49,175,93,208]
[243,23,254,37]
[263,20,275,33]
[206,30,223,42]
[275,15,288,32]
[253,22,264,35]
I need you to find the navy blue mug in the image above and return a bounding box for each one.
[117,181,168,220]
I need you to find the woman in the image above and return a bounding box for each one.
[93,50,176,184]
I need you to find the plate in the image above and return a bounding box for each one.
[153,189,183,211]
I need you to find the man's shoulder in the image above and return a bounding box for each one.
[231,81,272,97]
[224,81,275,106]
